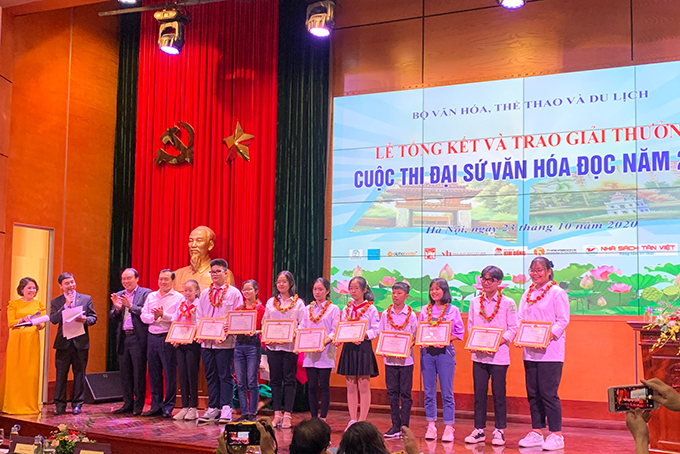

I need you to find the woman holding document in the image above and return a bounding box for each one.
[0,277,46,414]
[516,257,570,451]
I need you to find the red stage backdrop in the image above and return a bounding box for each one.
[132,0,278,297]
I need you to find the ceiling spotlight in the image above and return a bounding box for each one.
[154,9,190,55]
[118,0,138,4]
[306,0,335,38]
[497,0,525,8]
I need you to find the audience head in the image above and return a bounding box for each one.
[289,418,331,454]
[338,421,390,454]
[17,277,39,298]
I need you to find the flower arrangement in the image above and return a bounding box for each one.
[47,419,95,454]
[644,301,680,355]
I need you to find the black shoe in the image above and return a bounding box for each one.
[162,410,173,418]
[384,426,401,439]
[247,415,258,422]
[54,407,66,416]
[72,406,82,415]
[141,409,163,417]
[112,406,133,415]
[235,415,250,422]
[133,409,143,416]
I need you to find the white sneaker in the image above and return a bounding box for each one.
[219,405,233,423]
[345,420,356,432]
[465,428,485,444]
[425,425,437,440]
[541,433,564,451]
[518,431,544,448]
[184,408,198,420]
[173,408,189,420]
[198,407,220,422]
[442,426,454,443]
[491,429,505,446]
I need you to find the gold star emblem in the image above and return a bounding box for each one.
[222,122,254,162]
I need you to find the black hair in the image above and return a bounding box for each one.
[349,276,374,302]
[337,422,389,454]
[392,282,410,293]
[58,272,74,285]
[289,418,331,454]
[531,257,554,280]
[481,265,503,282]
[210,258,229,270]
[429,277,452,305]
[313,277,331,299]
[242,279,260,298]
[17,277,39,296]
[124,268,139,278]
[159,269,176,280]
[184,279,200,292]
[274,270,298,299]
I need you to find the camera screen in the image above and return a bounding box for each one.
[228,431,251,446]
[613,386,655,411]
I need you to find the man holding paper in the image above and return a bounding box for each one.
[49,272,97,416]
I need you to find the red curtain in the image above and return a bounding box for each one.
[131,0,278,298]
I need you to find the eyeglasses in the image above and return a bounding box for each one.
[480,277,497,283]
[209,270,225,274]
[529,268,547,274]
[275,280,289,285]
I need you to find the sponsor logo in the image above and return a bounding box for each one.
[367,249,381,260]
[387,251,417,257]
[586,244,678,255]
[533,247,546,256]
[349,249,363,259]
[424,248,437,260]
[494,247,527,256]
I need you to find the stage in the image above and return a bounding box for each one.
[0,403,636,454]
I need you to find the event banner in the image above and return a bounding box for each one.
[331,61,680,316]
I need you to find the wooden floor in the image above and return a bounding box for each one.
[0,403,637,454]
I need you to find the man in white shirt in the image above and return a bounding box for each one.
[140,269,183,417]
[196,259,243,423]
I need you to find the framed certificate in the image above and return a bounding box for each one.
[295,328,326,352]
[166,322,197,344]
[334,320,368,343]
[465,326,504,352]
[196,317,227,341]
[376,331,412,358]
[226,310,257,334]
[514,321,553,348]
[262,319,295,343]
[416,321,452,346]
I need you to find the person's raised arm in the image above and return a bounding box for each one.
[626,409,651,454]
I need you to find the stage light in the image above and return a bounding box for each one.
[118,0,138,4]
[306,0,335,38]
[497,0,525,8]
[154,9,190,55]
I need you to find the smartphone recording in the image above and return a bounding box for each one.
[608,385,659,413]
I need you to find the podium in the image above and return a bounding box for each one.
[628,321,680,454]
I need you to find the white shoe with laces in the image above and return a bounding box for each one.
[173,408,189,420]
[491,429,505,446]
[541,433,565,451]
[442,426,454,442]
[464,428,485,444]
[518,431,544,448]
[425,425,437,440]
[219,405,232,423]
[184,408,198,420]
[198,407,220,422]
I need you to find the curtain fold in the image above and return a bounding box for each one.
[273,0,330,303]
[130,0,279,300]
[108,12,141,371]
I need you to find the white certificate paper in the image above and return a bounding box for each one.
[63,306,85,340]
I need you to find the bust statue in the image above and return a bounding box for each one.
[174,225,234,291]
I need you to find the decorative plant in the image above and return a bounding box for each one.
[47,419,95,454]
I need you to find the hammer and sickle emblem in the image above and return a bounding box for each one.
[154,121,195,165]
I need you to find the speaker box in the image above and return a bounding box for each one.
[84,371,123,404]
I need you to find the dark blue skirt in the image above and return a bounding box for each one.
[337,339,379,377]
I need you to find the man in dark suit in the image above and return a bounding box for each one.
[110,268,151,415]
[49,272,97,415]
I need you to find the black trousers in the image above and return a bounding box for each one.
[267,350,297,413]
[473,361,508,429]
[306,367,331,418]
[524,361,563,432]
[385,364,414,428]
[54,346,88,410]
[147,333,177,413]
[119,332,147,412]
[177,342,202,408]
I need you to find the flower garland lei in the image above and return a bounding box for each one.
[240,299,261,311]
[386,304,412,330]
[309,300,332,323]
[426,302,449,327]
[479,289,502,322]
[274,294,299,313]
[345,300,373,321]
[209,283,228,308]
[179,300,197,320]
[526,281,556,306]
